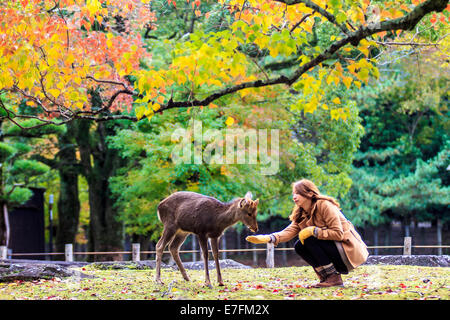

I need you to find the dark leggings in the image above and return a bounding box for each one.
[294,237,348,274]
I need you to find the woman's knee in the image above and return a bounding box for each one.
[294,239,306,255]
[303,236,320,248]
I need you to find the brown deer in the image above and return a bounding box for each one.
[155,191,259,287]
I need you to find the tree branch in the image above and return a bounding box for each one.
[274,0,350,35]
[5,0,449,128]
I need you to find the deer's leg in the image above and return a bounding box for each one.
[169,232,190,281]
[210,237,224,286]
[155,226,177,285]
[197,235,212,288]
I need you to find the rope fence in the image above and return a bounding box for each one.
[1,237,449,267]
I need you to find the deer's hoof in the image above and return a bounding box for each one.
[155,279,164,285]
[218,282,224,286]
[205,283,213,289]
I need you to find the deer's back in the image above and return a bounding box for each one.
[157,191,233,235]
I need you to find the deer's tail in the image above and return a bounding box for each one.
[157,209,161,222]
[157,196,171,223]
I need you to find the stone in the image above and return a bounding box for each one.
[176,259,252,270]
[364,255,449,267]
[0,263,94,282]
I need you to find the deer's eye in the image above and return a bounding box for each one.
[247,212,252,217]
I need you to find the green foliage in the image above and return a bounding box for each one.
[5,119,66,136]
[342,62,449,226]
[0,142,15,163]
[10,159,49,179]
[1,186,33,206]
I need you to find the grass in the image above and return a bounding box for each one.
[0,265,448,300]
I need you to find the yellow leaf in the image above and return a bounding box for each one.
[342,76,352,89]
[332,97,341,104]
[333,76,340,86]
[48,88,60,97]
[135,106,145,120]
[66,53,75,66]
[269,46,279,58]
[330,109,339,120]
[304,100,317,114]
[225,117,235,126]
[354,80,362,89]
[326,75,334,85]
[151,103,161,112]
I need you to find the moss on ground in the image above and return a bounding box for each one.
[0,265,448,300]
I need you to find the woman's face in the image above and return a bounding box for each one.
[292,189,310,208]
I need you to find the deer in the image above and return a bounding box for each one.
[155,191,259,288]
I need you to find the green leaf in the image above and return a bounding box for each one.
[336,12,347,24]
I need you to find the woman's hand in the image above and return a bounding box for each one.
[298,226,317,245]
[246,235,271,244]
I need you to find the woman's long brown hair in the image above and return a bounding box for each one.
[289,179,340,223]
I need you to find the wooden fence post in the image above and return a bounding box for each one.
[266,243,274,268]
[403,237,412,255]
[192,235,197,262]
[132,243,140,262]
[0,246,7,260]
[65,244,73,262]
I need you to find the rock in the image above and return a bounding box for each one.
[91,260,164,270]
[0,263,94,282]
[364,255,450,267]
[176,259,251,270]
[91,259,251,270]
[0,259,89,267]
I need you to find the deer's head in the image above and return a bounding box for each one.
[238,191,259,233]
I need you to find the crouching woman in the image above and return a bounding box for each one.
[247,179,369,288]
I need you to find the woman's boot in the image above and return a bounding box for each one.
[315,273,344,287]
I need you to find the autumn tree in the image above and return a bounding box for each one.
[0,0,448,126]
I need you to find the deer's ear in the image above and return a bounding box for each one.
[253,199,259,207]
[244,191,253,201]
[239,198,246,208]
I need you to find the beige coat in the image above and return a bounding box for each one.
[272,199,369,270]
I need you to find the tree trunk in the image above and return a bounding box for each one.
[221,235,226,260]
[383,222,391,255]
[236,228,241,255]
[282,242,288,266]
[373,226,379,255]
[55,123,80,255]
[437,218,442,255]
[404,217,411,238]
[0,203,10,247]
[76,119,123,261]
[192,234,197,262]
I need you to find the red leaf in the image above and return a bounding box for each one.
[430,14,437,24]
